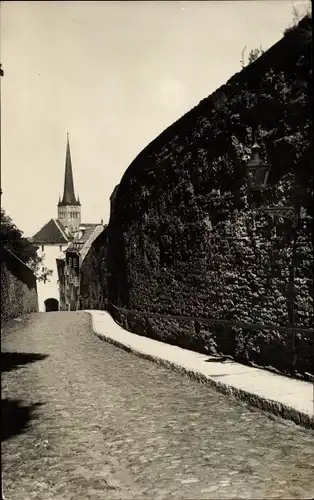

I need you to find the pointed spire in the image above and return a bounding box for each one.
[60,133,79,205]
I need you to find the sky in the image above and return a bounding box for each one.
[1,0,310,236]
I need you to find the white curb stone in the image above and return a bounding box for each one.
[86,310,314,429]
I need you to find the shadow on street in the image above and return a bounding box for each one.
[1,351,47,441]
[1,398,44,442]
[1,351,49,373]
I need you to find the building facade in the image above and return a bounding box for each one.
[59,223,105,311]
[32,133,81,311]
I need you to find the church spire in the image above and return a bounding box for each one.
[60,132,80,206]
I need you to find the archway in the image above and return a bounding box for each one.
[44,298,59,312]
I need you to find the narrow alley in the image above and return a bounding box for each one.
[2,312,314,500]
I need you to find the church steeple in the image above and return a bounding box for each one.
[57,133,81,234]
[59,133,80,206]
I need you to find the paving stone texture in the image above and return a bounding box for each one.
[2,312,314,499]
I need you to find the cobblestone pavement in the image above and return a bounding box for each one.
[2,312,314,500]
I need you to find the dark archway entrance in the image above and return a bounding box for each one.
[44,298,59,312]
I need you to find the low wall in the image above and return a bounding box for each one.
[107,303,314,382]
[0,246,38,323]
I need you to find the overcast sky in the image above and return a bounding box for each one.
[1,0,310,236]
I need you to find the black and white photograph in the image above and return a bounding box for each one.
[1,1,313,498]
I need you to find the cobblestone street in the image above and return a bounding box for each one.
[2,312,314,499]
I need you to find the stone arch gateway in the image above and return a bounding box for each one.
[44,298,59,312]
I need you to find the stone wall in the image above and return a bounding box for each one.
[80,187,122,310]
[81,17,313,379]
[1,246,38,323]
[80,228,109,310]
[109,305,313,381]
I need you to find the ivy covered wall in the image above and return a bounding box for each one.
[1,246,38,323]
[81,17,313,378]
[80,228,108,310]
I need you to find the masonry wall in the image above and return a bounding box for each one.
[80,227,111,310]
[81,17,313,379]
[1,246,38,323]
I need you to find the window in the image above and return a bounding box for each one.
[69,257,72,266]
[73,258,78,267]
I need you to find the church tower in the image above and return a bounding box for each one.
[57,133,81,234]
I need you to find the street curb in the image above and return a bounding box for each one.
[87,312,314,430]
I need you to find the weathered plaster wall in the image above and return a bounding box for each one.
[36,244,66,311]
[1,246,38,323]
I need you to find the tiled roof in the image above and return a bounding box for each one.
[66,224,104,263]
[32,219,70,244]
[66,224,98,250]
[80,223,101,228]
[54,219,71,240]
[80,225,105,263]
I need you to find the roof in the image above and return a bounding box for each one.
[32,218,70,244]
[66,224,99,250]
[78,223,100,228]
[66,224,105,263]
